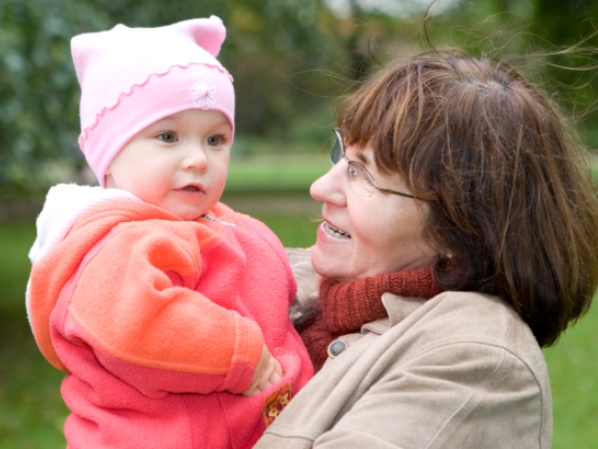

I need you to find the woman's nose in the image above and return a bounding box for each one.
[310,163,346,205]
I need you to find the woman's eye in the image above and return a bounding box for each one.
[348,162,375,186]
[157,131,177,143]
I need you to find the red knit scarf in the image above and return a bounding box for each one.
[298,266,442,372]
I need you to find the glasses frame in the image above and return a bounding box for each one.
[330,128,416,199]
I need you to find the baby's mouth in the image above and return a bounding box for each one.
[324,222,351,239]
[179,184,206,195]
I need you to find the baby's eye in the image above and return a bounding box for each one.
[207,134,227,147]
[157,131,177,143]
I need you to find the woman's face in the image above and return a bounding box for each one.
[310,145,438,282]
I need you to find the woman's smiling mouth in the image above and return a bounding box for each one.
[323,222,351,239]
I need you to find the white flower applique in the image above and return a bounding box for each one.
[189,78,217,109]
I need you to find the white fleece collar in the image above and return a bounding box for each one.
[28,183,140,264]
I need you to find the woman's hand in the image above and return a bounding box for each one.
[242,345,283,396]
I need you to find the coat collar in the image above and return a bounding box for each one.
[361,293,428,335]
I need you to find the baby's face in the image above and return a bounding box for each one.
[105,109,232,220]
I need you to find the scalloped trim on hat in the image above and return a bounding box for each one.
[78,62,232,150]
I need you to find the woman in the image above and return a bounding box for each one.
[255,51,598,448]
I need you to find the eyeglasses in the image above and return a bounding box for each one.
[330,128,416,198]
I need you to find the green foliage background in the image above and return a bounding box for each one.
[1,0,598,197]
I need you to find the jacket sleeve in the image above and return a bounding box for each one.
[65,220,264,396]
[285,248,321,327]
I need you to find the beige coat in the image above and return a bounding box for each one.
[254,249,552,449]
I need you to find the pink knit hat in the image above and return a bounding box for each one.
[71,16,235,187]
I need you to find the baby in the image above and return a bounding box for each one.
[26,16,312,449]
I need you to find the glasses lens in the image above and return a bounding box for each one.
[347,161,375,197]
[330,129,343,164]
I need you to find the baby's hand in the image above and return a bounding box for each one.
[242,345,282,396]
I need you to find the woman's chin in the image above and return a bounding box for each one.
[311,244,352,281]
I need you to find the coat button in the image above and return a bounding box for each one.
[327,339,348,358]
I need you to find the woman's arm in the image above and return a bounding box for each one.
[258,342,546,448]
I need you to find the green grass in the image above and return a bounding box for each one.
[1,214,597,448]
[227,153,329,192]
[543,304,598,448]
[0,221,69,448]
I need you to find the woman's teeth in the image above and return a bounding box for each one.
[324,222,351,239]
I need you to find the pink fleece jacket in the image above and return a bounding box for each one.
[27,185,313,448]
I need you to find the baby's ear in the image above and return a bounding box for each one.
[104,163,113,186]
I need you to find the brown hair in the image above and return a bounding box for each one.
[337,51,598,347]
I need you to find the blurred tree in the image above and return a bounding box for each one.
[1,0,596,197]
[0,0,111,196]
[222,0,344,136]
[531,0,598,110]
[531,0,597,45]
[529,0,598,145]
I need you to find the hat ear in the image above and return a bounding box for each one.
[71,24,131,85]
[71,32,98,85]
[176,15,226,58]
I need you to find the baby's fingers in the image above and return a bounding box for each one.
[241,346,283,396]
[268,358,283,385]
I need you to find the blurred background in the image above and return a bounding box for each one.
[1,0,597,448]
